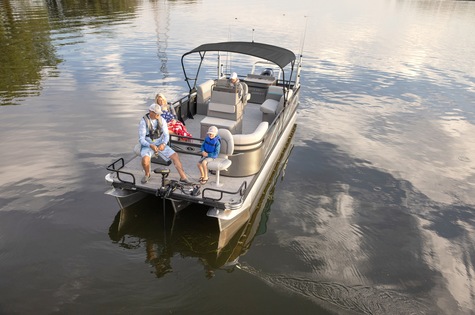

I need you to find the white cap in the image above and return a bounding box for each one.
[207,126,218,136]
[149,104,162,114]
[230,72,238,80]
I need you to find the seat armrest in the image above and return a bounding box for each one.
[260,99,279,114]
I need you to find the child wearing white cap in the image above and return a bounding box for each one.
[197,126,220,185]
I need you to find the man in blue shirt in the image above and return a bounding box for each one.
[138,104,189,184]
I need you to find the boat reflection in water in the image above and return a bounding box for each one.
[108,138,294,277]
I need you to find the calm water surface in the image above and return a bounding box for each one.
[1,0,475,314]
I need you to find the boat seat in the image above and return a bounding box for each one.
[200,116,242,138]
[260,90,293,123]
[206,77,249,119]
[241,82,251,107]
[216,80,250,106]
[207,128,234,187]
[260,98,280,123]
[216,78,230,87]
[266,85,285,101]
[208,89,244,121]
[196,79,215,115]
[233,121,268,151]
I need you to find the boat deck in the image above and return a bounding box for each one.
[183,100,263,138]
[107,101,264,208]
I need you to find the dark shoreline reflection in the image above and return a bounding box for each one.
[0,0,140,106]
[0,0,61,106]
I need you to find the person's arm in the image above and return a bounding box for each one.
[138,118,150,147]
[159,116,169,145]
[169,103,177,119]
[213,141,221,158]
[201,139,209,157]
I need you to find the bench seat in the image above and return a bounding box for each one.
[200,116,242,138]
[260,99,279,114]
[233,121,268,151]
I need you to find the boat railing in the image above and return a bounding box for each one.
[202,181,247,203]
[171,92,197,122]
[106,157,137,185]
[259,85,299,152]
[267,84,300,130]
[170,136,204,156]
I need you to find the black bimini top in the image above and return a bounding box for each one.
[183,41,296,69]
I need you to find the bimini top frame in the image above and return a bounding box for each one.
[181,41,297,92]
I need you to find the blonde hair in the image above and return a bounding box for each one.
[155,93,167,106]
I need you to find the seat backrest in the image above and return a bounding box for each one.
[208,86,243,120]
[217,128,234,158]
[276,89,294,114]
[267,85,284,101]
[197,79,215,106]
[216,78,230,88]
[240,82,249,105]
[210,89,239,105]
[241,82,248,96]
[233,121,268,151]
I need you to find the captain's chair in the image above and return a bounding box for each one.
[207,128,234,187]
[240,81,250,106]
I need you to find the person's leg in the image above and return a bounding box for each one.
[140,146,155,183]
[159,145,189,181]
[142,156,151,176]
[202,160,209,180]
[197,161,205,179]
[169,152,187,180]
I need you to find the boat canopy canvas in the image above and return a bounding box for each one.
[183,41,296,69]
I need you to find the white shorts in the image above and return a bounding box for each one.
[198,156,214,164]
[141,142,175,161]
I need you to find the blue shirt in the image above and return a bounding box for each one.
[138,115,169,147]
[201,135,221,159]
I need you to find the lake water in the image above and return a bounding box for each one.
[1,0,475,314]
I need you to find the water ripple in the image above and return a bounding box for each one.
[239,263,430,315]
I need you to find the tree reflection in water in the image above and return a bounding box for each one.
[0,0,139,106]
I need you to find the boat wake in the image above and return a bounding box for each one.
[237,263,430,315]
